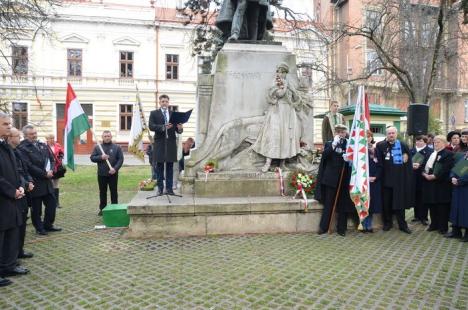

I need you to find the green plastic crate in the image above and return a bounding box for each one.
[102,204,129,227]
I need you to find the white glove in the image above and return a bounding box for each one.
[342,153,350,162]
[332,135,341,147]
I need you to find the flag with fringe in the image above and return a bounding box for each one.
[128,86,149,160]
[345,86,371,229]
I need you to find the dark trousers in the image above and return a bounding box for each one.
[319,185,348,233]
[382,187,408,229]
[413,190,428,221]
[428,203,450,232]
[31,193,57,231]
[156,162,174,192]
[98,174,118,210]
[0,227,19,274]
[18,207,28,256]
[246,2,268,40]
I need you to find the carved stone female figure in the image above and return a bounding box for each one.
[252,63,302,172]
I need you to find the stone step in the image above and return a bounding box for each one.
[127,192,319,216]
[127,191,321,238]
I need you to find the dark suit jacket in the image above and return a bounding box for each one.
[422,149,454,204]
[18,139,54,198]
[149,108,183,163]
[0,142,22,230]
[410,145,433,191]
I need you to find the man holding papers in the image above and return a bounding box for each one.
[149,94,184,195]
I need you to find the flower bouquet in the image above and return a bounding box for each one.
[203,159,217,182]
[288,170,317,210]
[139,178,156,191]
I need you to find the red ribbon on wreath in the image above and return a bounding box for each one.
[294,182,308,211]
[204,164,214,182]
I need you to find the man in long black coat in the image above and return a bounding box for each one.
[18,125,60,235]
[375,126,414,234]
[8,127,34,259]
[410,135,433,225]
[149,94,183,195]
[0,113,28,286]
[315,124,355,236]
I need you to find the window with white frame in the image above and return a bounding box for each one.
[12,102,27,128]
[366,49,383,76]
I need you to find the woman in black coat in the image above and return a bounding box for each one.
[447,151,468,241]
[362,131,382,233]
[422,135,455,234]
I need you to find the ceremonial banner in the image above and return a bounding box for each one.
[345,86,371,229]
[128,86,147,160]
[63,83,91,170]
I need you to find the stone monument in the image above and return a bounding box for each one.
[126,42,320,238]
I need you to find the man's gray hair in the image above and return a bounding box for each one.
[22,124,35,135]
[0,112,10,119]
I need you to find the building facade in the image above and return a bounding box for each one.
[314,0,468,134]
[0,0,326,153]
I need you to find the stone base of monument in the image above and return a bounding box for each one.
[126,191,320,239]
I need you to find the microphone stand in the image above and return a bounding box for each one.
[146,111,182,203]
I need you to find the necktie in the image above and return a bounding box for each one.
[333,114,337,125]
[163,109,168,124]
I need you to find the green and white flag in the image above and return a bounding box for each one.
[63,83,91,170]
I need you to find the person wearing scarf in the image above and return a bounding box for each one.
[321,100,345,145]
[447,151,468,241]
[375,126,413,234]
[421,135,455,234]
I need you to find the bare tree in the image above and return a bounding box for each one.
[312,0,467,107]
[0,0,60,112]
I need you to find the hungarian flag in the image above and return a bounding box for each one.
[128,86,148,160]
[63,83,91,170]
[345,86,371,229]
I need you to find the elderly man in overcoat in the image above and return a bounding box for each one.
[0,113,28,286]
[149,94,183,195]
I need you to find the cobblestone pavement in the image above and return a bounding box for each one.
[0,167,467,309]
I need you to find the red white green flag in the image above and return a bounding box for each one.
[63,83,91,170]
[345,86,371,229]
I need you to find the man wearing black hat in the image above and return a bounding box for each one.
[315,124,355,236]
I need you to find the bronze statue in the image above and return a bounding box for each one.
[216,0,273,41]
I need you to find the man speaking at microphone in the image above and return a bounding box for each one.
[90,131,124,216]
[149,94,183,196]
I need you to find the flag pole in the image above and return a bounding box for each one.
[91,130,113,169]
[328,162,346,234]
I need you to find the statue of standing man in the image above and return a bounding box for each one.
[216,0,274,42]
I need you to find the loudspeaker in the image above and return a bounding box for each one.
[407,103,429,136]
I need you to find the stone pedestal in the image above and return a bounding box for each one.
[127,43,324,238]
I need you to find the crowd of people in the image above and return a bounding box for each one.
[316,123,468,241]
[0,113,65,287]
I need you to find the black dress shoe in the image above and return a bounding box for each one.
[3,266,29,277]
[426,226,438,232]
[420,220,429,226]
[366,228,374,233]
[317,229,327,235]
[98,210,103,216]
[400,227,412,234]
[36,230,48,235]
[444,231,462,239]
[0,277,12,287]
[461,236,468,242]
[411,218,419,223]
[45,226,62,232]
[18,251,34,259]
[337,231,346,237]
[165,190,175,196]
[382,225,392,231]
